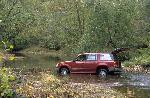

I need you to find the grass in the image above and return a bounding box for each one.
[18,46,65,57]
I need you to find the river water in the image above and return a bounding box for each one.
[5,53,150,98]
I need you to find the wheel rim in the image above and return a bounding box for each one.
[100,71,106,76]
[60,68,68,75]
[98,70,107,77]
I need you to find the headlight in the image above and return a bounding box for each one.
[56,63,59,67]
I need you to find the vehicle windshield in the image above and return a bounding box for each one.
[74,54,86,61]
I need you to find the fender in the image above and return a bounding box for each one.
[59,63,71,71]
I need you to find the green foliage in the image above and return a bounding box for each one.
[123,48,150,67]
[76,0,144,52]
[0,0,149,54]
[14,36,29,51]
[0,67,15,97]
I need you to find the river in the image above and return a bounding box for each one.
[5,53,150,98]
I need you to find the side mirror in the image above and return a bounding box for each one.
[73,59,76,62]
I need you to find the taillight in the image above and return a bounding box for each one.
[113,61,118,67]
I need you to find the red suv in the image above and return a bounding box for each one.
[56,48,126,76]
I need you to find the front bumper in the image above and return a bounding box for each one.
[56,67,59,73]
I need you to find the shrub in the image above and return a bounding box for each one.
[123,48,150,67]
[0,67,15,97]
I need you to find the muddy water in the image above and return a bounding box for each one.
[5,54,150,98]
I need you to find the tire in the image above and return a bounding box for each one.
[59,68,69,76]
[97,69,108,78]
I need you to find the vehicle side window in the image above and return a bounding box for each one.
[100,53,113,60]
[75,55,86,61]
[86,54,97,61]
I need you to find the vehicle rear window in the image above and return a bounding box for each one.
[100,53,114,60]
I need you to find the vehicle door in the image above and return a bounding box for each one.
[71,54,86,72]
[83,54,98,73]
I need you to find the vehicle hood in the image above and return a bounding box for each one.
[60,61,73,64]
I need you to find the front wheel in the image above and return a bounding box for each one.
[97,69,108,78]
[59,68,69,76]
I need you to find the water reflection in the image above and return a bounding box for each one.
[68,74,124,84]
[129,73,150,87]
[5,54,60,74]
[114,86,150,98]
[60,73,150,98]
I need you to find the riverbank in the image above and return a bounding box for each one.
[123,66,150,73]
[18,46,65,57]
[14,71,126,98]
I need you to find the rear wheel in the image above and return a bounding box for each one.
[59,68,69,76]
[97,69,108,78]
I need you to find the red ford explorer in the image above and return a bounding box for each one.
[56,48,126,76]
